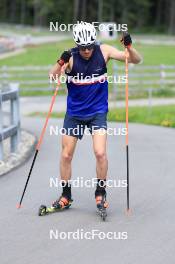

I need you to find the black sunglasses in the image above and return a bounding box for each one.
[78,44,95,51]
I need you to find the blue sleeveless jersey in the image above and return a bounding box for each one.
[66,44,108,117]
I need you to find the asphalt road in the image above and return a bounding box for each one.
[19,96,175,115]
[0,116,175,264]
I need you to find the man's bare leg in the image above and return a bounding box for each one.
[92,130,108,210]
[92,130,108,180]
[53,135,78,206]
[60,135,78,182]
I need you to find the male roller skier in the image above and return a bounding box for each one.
[49,21,141,211]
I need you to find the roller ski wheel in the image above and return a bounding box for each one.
[38,196,73,216]
[96,195,108,221]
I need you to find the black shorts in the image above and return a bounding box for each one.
[62,112,107,140]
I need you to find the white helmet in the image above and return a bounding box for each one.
[73,21,96,46]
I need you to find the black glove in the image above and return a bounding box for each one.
[120,32,132,47]
[57,50,72,65]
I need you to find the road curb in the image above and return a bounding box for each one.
[0,129,37,176]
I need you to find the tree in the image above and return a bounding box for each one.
[81,0,87,21]
[168,0,175,34]
[20,0,26,24]
[98,0,103,22]
[73,0,80,23]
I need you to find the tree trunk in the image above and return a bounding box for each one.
[10,0,17,23]
[155,0,162,27]
[20,0,26,25]
[73,0,79,23]
[168,0,175,34]
[98,0,103,22]
[110,0,114,21]
[81,0,86,21]
[1,0,7,22]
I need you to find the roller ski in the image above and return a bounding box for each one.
[96,194,108,221]
[38,196,73,216]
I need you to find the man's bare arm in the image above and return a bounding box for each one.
[125,46,142,64]
[49,63,62,79]
[101,44,142,64]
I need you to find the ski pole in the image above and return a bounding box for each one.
[17,81,60,209]
[124,47,131,214]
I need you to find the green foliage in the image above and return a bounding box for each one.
[0,40,175,67]
[0,39,174,96]
[29,105,175,128]
[0,0,174,34]
[108,105,175,127]
[0,40,74,66]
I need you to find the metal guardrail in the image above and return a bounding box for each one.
[0,83,20,160]
[112,63,175,102]
[0,64,175,94]
[112,63,175,88]
[0,65,64,93]
[0,66,56,92]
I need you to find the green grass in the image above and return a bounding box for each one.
[0,39,174,96]
[28,104,175,128]
[108,105,175,127]
[0,40,73,66]
[0,39,174,66]
[130,44,175,65]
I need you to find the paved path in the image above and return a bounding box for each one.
[0,29,71,48]
[0,48,26,60]
[19,96,175,115]
[133,34,175,46]
[0,116,175,264]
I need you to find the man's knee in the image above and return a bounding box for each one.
[94,150,107,161]
[61,149,73,163]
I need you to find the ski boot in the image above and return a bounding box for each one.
[38,195,73,216]
[96,194,108,221]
